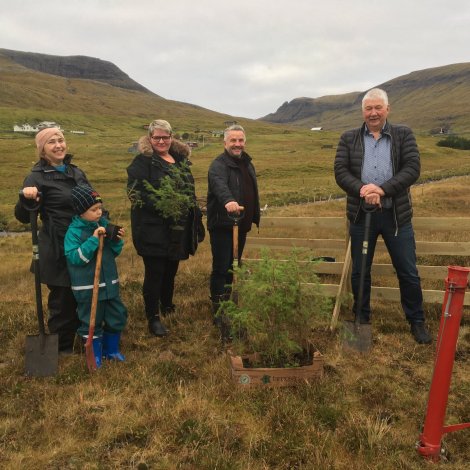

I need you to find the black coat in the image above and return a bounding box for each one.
[127,138,200,259]
[206,150,260,231]
[334,121,420,228]
[14,155,90,286]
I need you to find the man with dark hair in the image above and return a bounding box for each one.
[207,125,260,340]
[334,88,432,344]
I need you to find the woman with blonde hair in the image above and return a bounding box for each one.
[127,119,202,337]
[15,127,92,353]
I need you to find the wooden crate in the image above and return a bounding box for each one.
[228,351,324,387]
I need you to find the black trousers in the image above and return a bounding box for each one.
[142,256,179,319]
[46,285,79,351]
[209,228,247,300]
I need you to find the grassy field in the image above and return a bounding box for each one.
[2,126,470,229]
[1,127,470,469]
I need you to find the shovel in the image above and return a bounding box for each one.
[25,201,59,377]
[216,207,245,344]
[85,232,104,372]
[343,203,377,353]
[230,206,245,302]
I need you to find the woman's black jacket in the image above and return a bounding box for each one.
[127,137,201,259]
[14,155,90,286]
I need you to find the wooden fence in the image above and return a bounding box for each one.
[244,217,470,326]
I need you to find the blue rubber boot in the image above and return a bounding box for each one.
[102,332,125,361]
[93,336,103,368]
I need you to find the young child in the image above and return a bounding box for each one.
[64,184,127,367]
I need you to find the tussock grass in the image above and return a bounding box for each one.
[2,204,469,469]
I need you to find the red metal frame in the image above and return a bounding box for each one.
[416,266,470,462]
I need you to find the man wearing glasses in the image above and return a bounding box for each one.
[127,119,197,337]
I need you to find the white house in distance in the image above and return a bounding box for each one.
[13,123,39,132]
[37,121,60,130]
[310,127,323,131]
[13,121,61,133]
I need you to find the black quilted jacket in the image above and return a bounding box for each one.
[334,121,420,228]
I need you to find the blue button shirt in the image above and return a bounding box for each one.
[362,127,392,208]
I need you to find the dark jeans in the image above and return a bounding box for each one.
[209,228,247,300]
[349,209,424,323]
[142,256,179,319]
[47,285,79,351]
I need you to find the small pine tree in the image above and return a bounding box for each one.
[141,162,196,223]
[220,249,332,367]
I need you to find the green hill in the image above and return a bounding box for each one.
[261,63,470,133]
[0,49,281,137]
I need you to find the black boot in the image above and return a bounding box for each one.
[148,315,168,337]
[160,303,176,317]
[410,321,432,344]
[213,314,231,343]
[211,296,232,343]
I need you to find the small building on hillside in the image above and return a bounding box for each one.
[38,121,61,130]
[13,123,39,133]
[224,120,238,127]
[310,127,323,131]
[14,121,62,133]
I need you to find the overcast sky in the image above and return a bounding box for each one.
[1,0,469,119]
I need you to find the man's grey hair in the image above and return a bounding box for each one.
[148,119,172,136]
[362,88,389,109]
[224,124,246,141]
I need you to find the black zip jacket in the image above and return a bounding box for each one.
[14,155,90,286]
[334,121,420,228]
[206,150,260,231]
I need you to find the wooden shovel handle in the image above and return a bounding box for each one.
[85,233,104,372]
[330,237,351,330]
[233,224,239,264]
[89,233,104,334]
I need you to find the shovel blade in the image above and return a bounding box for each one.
[85,341,97,373]
[25,333,59,377]
[342,320,372,353]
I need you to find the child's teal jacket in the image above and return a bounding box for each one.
[64,216,123,302]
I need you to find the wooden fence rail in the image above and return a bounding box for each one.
[245,217,470,310]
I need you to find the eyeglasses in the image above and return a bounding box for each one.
[151,135,171,142]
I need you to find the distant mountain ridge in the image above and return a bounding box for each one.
[0,48,277,139]
[260,63,470,133]
[0,48,150,93]
[1,48,469,133]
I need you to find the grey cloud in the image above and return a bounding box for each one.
[1,0,469,118]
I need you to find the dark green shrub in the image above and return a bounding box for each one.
[436,135,470,150]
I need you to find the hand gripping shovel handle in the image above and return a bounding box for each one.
[85,233,104,372]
